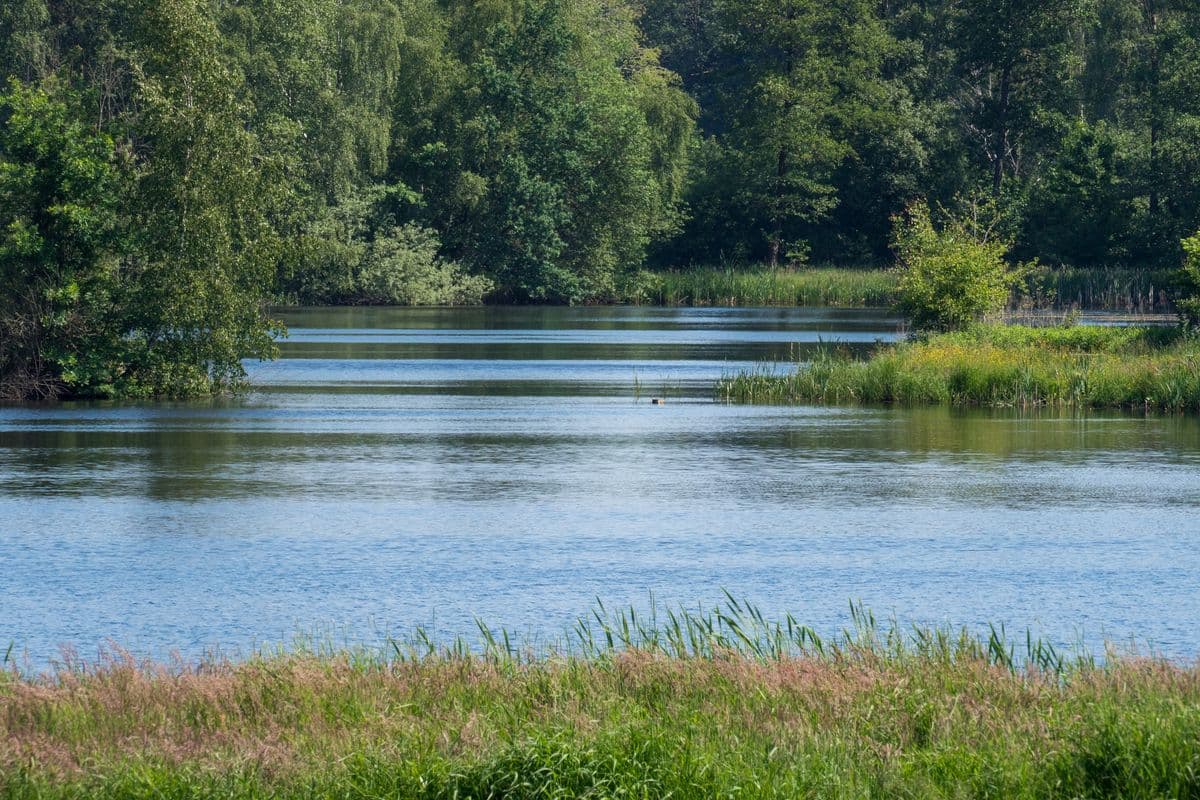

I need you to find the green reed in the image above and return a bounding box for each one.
[622,267,897,306]
[719,324,1200,411]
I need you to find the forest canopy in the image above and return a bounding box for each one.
[2,0,1199,398]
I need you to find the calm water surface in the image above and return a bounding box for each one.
[2,306,1199,666]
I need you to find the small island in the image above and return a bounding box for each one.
[722,205,1200,412]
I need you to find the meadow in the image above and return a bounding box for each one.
[719,324,1200,411]
[3,601,1199,799]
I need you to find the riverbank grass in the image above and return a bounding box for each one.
[3,603,1199,798]
[719,324,1200,410]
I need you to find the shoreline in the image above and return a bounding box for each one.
[273,265,1181,313]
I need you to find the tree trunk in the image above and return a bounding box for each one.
[992,65,1012,196]
[769,145,787,268]
[769,2,797,269]
[1148,2,1161,222]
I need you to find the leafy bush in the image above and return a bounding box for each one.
[1177,231,1200,328]
[357,224,493,306]
[281,194,493,307]
[893,200,1025,331]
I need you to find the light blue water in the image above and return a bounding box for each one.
[1,306,1198,668]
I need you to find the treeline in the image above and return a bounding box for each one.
[646,0,1200,269]
[0,0,692,397]
[2,0,1199,398]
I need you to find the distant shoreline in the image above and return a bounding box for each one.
[275,266,1180,313]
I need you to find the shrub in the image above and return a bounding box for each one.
[357,223,493,306]
[1177,231,1200,328]
[893,200,1024,331]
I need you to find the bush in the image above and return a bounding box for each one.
[357,223,493,306]
[1177,231,1200,328]
[893,200,1024,331]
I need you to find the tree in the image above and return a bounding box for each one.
[716,0,866,266]
[1077,0,1200,262]
[950,0,1090,196]
[0,0,282,400]
[398,0,694,301]
[654,0,921,267]
[0,80,122,399]
[115,0,281,396]
[1019,120,1134,266]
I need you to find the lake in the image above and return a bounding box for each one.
[2,306,1199,667]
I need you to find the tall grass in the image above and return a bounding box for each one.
[3,599,1199,799]
[621,267,896,306]
[621,265,1179,311]
[719,324,1200,411]
[1040,266,1176,312]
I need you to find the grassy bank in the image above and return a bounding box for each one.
[3,602,1199,799]
[719,325,1200,411]
[621,266,1176,310]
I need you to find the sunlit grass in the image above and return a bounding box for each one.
[719,324,1200,411]
[3,599,1199,798]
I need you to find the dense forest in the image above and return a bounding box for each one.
[2,0,1200,398]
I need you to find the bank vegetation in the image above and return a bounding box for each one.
[3,601,1198,799]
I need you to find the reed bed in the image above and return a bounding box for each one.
[623,266,1178,311]
[1041,266,1177,312]
[624,267,897,307]
[719,324,1200,411]
[3,599,1199,799]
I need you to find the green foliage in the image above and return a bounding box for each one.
[358,223,493,306]
[0,0,281,401]
[276,186,492,306]
[893,200,1024,331]
[1019,120,1134,266]
[661,0,910,267]
[950,0,1090,196]
[398,0,695,302]
[119,0,281,397]
[1177,231,1200,328]
[3,0,1200,370]
[0,79,122,400]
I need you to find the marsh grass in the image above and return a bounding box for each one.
[719,324,1200,411]
[623,267,897,306]
[1042,266,1177,312]
[621,266,1178,311]
[3,599,1199,799]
